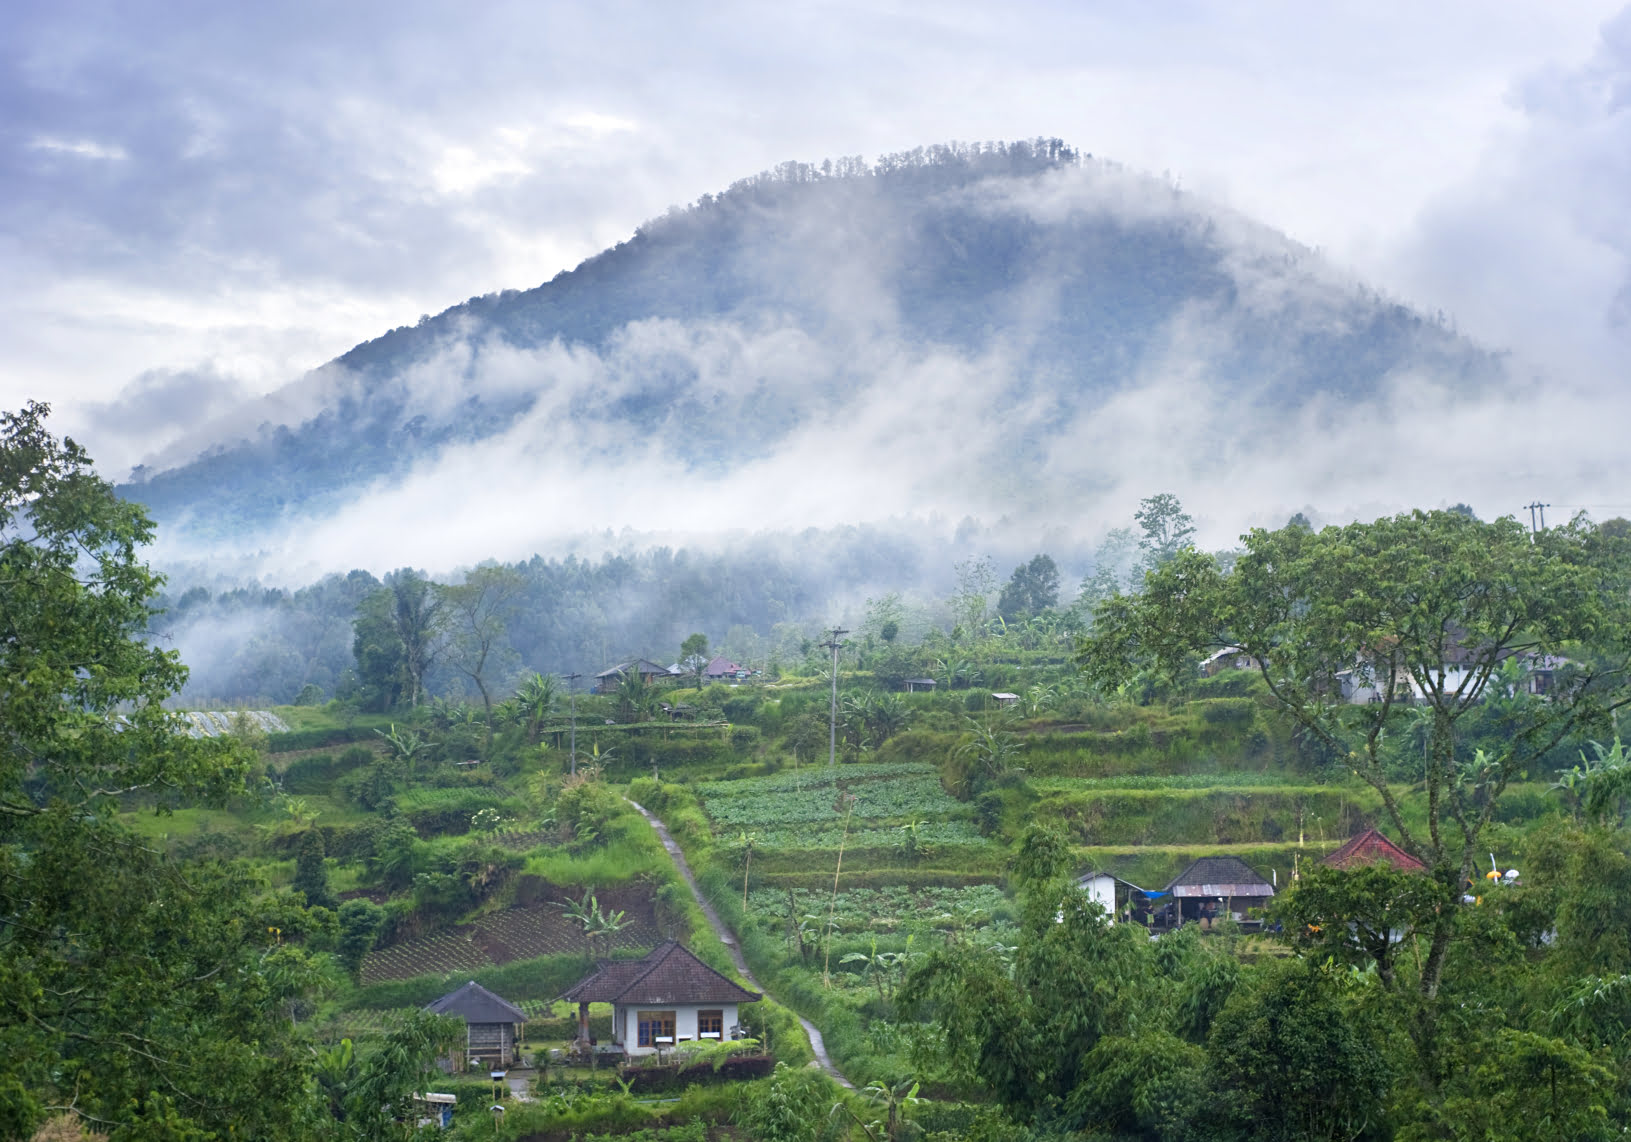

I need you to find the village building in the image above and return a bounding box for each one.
[703,655,747,680]
[902,678,937,693]
[1165,856,1275,925]
[990,692,1019,708]
[1199,646,1257,677]
[424,981,527,1069]
[1076,870,1153,923]
[594,660,670,694]
[561,941,759,1058]
[1321,827,1427,873]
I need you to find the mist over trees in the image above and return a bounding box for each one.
[117,138,1502,566]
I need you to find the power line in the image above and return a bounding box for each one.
[819,627,849,767]
[1525,501,1550,537]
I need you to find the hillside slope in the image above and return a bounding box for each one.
[122,139,1499,539]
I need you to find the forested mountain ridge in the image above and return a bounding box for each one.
[118,138,1501,539]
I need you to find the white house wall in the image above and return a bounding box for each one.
[617,1003,740,1056]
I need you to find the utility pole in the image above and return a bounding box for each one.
[565,672,582,776]
[820,627,849,767]
[1525,501,1550,538]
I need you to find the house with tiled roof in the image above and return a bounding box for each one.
[1321,828,1426,873]
[424,980,527,1068]
[561,941,760,1056]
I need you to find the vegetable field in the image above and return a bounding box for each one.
[360,898,667,984]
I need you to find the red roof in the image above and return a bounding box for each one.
[1321,828,1426,873]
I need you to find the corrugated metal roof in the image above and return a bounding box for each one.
[1166,856,1275,896]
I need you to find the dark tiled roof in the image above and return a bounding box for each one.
[425,980,526,1024]
[1322,828,1426,872]
[1166,856,1275,895]
[561,941,760,1006]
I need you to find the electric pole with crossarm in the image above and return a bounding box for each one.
[820,627,849,767]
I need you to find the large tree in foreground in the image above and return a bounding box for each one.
[0,404,462,1139]
[1080,509,1631,1000]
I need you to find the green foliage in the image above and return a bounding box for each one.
[1081,508,1631,1000]
[336,898,386,979]
[736,1062,844,1142]
[1205,960,1393,1142]
[293,827,334,907]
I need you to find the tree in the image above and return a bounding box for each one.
[1205,960,1393,1142]
[997,553,1060,621]
[681,632,710,690]
[293,828,333,908]
[1076,525,1141,616]
[440,564,524,753]
[951,556,997,642]
[0,403,320,1138]
[336,899,385,981]
[1081,509,1631,1004]
[353,568,449,708]
[899,827,1149,1127]
[1133,492,1196,570]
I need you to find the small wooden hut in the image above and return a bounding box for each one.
[425,980,527,1069]
[1165,856,1275,925]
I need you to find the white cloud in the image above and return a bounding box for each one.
[29,136,128,160]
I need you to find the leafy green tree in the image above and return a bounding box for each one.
[293,828,333,908]
[1205,959,1393,1142]
[0,404,327,1138]
[997,553,1061,620]
[1133,492,1197,570]
[900,826,1148,1127]
[353,568,449,709]
[1396,1028,1616,1142]
[336,899,385,981]
[1081,509,1631,1001]
[681,632,710,689]
[951,556,997,643]
[439,564,524,752]
[1275,864,1442,988]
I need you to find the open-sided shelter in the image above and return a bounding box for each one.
[561,941,759,1057]
[1165,856,1275,924]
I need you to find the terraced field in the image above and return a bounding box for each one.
[360,893,667,984]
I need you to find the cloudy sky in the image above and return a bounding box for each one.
[3,0,1628,485]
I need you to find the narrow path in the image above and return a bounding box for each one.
[625,799,854,1089]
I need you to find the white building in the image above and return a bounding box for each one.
[560,940,760,1057]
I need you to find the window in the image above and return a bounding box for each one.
[698,1010,724,1038]
[637,1011,676,1047]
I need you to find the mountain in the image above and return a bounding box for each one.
[119,138,1501,547]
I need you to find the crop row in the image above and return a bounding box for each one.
[361,931,488,984]
[746,883,1012,930]
[702,775,962,828]
[747,821,989,850]
[700,763,937,799]
[1028,773,1359,792]
[361,901,665,984]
